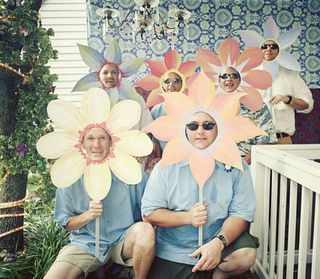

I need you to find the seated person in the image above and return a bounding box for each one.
[219,67,277,164]
[44,126,155,279]
[142,111,259,279]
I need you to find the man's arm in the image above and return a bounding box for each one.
[143,202,208,228]
[190,216,249,272]
[269,95,309,110]
[65,200,103,231]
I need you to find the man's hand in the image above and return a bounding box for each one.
[87,200,103,222]
[189,238,224,272]
[269,95,290,105]
[187,202,208,227]
[243,153,251,165]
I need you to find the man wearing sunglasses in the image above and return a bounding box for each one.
[142,111,259,279]
[219,67,277,165]
[261,40,314,144]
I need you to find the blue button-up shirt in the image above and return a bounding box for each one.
[55,174,147,262]
[141,160,255,265]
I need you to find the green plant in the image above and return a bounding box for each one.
[0,214,69,279]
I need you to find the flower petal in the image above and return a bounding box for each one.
[106,100,141,133]
[84,162,111,201]
[120,58,145,77]
[263,16,279,40]
[210,139,243,171]
[218,38,240,66]
[277,51,301,72]
[142,116,181,141]
[147,60,167,77]
[160,139,191,167]
[195,48,222,72]
[118,79,140,101]
[263,60,279,80]
[82,88,110,123]
[239,87,263,112]
[164,49,181,70]
[105,39,122,63]
[178,61,197,76]
[237,30,264,47]
[162,92,193,118]
[50,151,86,187]
[278,27,302,49]
[146,89,164,108]
[48,99,87,132]
[135,75,160,91]
[236,47,263,72]
[188,72,216,107]
[72,72,101,92]
[78,44,104,70]
[223,116,266,141]
[114,130,153,156]
[189,152,215,188]
[37,131,78,159]
[210,93,245,121]
[242,70,272,89]
[108,149,142,184]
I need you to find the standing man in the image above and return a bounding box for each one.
[260,39,313,143]
[238,17,314,144]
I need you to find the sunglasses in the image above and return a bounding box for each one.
[261,43,279,50]
[186,122,216,131]
[219,73,240,80]
[163,78,182,85]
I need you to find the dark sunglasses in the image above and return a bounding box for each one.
[261,43,279,50]
[186,122,216,131]
[163,78,182,85]
[219,73,240,80]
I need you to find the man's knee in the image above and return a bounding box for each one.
[132,222,155,249]
[219,247,257,272]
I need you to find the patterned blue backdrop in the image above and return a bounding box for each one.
[87,0,320,88]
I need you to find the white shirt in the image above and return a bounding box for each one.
[261,67,313,135]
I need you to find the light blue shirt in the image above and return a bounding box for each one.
[55,173,147,262]
[141,160,256,265]
[151,103,166,150]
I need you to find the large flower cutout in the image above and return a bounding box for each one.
[135,48,197,108]
[143,72,266,188]
[237,16,302,79]
[37,88,153,201]
[195,38,272,112]
[72,39,145,101]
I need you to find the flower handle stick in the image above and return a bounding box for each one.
[198,186,203,247]
[95,213,100,258]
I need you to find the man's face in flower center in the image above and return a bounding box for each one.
[83,127,111,161]
[219,67,241,93]
[99,63,120,88]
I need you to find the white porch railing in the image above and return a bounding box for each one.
[251,144,320,279]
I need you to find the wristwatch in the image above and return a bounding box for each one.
[214,234,227,248]
[284,95,292,104]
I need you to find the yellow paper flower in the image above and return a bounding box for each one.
[37,88,153,200]
[143,72,266,188]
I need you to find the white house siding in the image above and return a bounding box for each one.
[40,0,88,106]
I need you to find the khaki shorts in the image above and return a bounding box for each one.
[55,234,132,277]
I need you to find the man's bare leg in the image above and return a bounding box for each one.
[44,261,84,279]
[212,248,257,279]
[122,221,155,279]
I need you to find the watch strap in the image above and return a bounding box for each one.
[214,234,227,248]
[284,95,292,104]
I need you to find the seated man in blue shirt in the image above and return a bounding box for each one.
[44,127,155,279]
[142,112,259,278]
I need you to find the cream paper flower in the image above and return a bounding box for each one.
[37,88,153,201]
